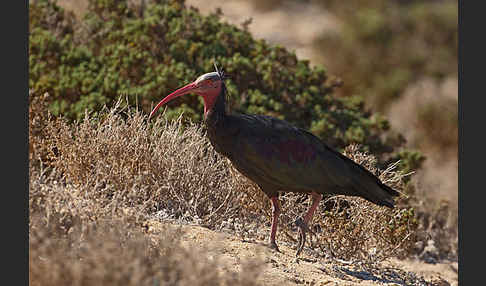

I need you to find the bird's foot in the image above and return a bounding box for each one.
[295,217,315,257]
[269,241,280,253]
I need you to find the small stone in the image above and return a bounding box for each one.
[429,277,451,286]
[419,239,439,264]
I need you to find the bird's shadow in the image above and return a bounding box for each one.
[319,264,428,285]
[239,238,429,285]
[339,268,402,284]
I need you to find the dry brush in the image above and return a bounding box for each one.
[30,93,441,284]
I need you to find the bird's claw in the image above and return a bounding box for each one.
[295,217,315,257]
[269,241,280,253]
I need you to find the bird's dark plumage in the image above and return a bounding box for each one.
[205,82,399,208]
[150,66,400,255]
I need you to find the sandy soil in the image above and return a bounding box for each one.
[144,220,457,286]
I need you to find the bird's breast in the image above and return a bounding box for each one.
[205,119,237,159]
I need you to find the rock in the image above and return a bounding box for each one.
[419,239,439,264]
[430,277,451,286]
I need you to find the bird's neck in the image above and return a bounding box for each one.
[203,84,227,123]
[203,84,234,158]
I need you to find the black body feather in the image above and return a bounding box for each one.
[205,83,399,208]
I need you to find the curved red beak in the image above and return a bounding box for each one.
[149,82,197,120]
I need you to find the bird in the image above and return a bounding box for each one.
[149,64,400,256]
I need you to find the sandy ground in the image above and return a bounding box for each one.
[145,220,457,286]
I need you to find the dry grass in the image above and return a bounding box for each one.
[29,92,455,284]
[30,94,239,227]
[29,206,262,286]
[30,94,264,285]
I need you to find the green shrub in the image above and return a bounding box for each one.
[29,0,422,166]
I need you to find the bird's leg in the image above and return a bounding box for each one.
[296,192,322,256]
[269,196,281,252]
[303,192,323,226]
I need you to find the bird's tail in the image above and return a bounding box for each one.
[371,181,400,208]
[351,171,400,209]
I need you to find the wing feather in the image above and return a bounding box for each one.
[216,113,398,206]
[227,114,358,193]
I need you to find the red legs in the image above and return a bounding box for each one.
[303,192,323,225]
[296,192,323,257]
[269,196,281,252]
